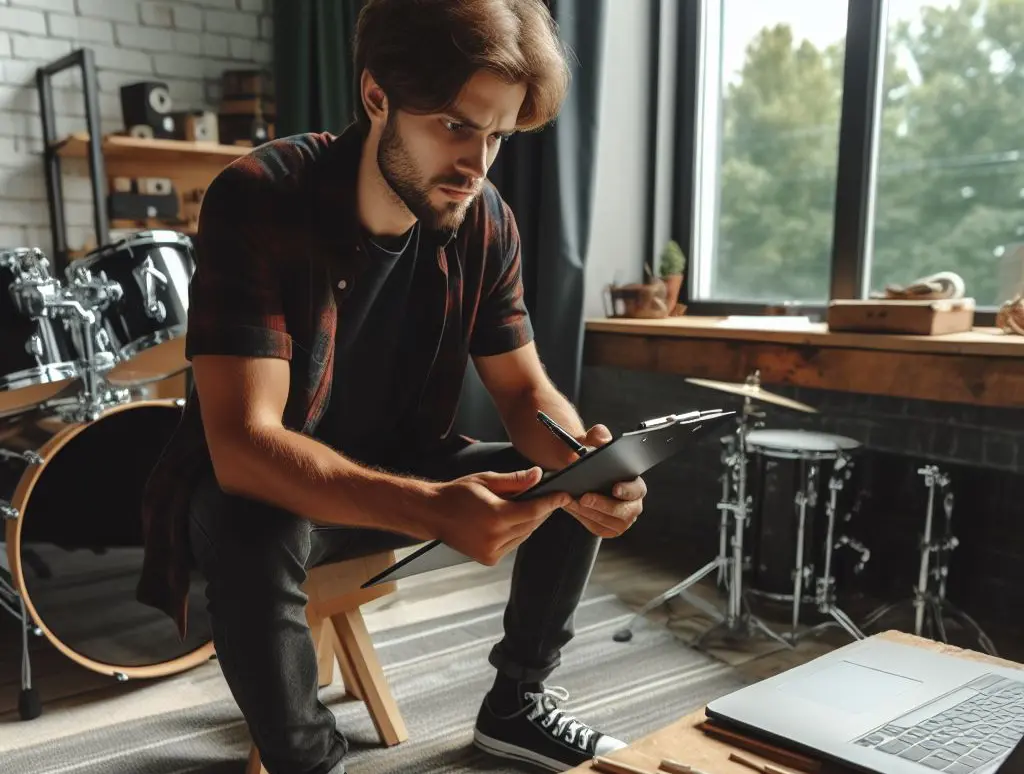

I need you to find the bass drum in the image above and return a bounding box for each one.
[2,400,213,679]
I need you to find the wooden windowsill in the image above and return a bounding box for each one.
[584,316,1024,407]
[585,316,1022,358]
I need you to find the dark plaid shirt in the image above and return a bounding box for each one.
[137,124,534,638]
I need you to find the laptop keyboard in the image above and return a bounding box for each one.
[855,674,1024,773]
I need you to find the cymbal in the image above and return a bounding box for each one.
[685,377,818,414]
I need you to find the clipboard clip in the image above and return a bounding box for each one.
[636,409,729,430]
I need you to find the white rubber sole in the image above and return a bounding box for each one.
[473,728,574,772]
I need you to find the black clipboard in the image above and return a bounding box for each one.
[361,408,736,588]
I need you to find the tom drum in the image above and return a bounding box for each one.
[69,231,195,387]
[745,429,863,604]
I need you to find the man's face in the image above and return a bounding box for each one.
[377,70,526,234]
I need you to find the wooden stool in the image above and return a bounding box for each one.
[245,550,409,774]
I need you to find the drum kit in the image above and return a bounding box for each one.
[613,370,998,656]
[612,371,870,649]
[0,231,213,721]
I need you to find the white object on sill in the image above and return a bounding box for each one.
[715,315,815,331]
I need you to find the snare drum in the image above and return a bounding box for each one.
[0,249,81,417]
[2,400,213,678]
[745,429,862,602]
[69,231,195,385]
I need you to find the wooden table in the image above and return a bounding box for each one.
[584,317,1024,408]
[569,630,1023,774]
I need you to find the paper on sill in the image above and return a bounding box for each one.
[715,315,815,331]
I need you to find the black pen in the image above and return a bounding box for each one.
[537,411,589,456]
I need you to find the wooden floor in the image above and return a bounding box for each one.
[0,541,850,751]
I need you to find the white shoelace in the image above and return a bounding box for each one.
[520,687,598,752]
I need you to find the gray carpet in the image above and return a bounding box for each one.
[2,589,750,774]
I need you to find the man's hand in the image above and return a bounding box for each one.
[564,424,647,538]
[426,467,571,566]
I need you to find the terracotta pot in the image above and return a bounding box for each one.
[605,281,669,318]
[663,273,683,312]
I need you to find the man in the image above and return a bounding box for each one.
[137,1,646,772]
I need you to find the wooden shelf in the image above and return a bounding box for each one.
[54,132,249,191]
[55,132,249,165]
[110,218,196,235]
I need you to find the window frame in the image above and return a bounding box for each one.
[670,0,999,326]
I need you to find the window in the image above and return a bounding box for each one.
[867,0,1024,307]
[691,1,849,304]
[676,0,1024,316]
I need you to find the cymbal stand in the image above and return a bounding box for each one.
[613,394,789,649]
[716,436,736,590]
[861,465,997,655]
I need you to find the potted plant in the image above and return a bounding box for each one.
[659,239,686,313]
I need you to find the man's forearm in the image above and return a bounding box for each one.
[502,387,588,470]
[213,425,437,538]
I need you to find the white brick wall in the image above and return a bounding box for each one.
[0,0,272,255]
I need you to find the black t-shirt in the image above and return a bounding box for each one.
[313,222,427,464]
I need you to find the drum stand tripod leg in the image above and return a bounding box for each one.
[17,594,42,720]
[1,560,43,721]
[613,558,725,642]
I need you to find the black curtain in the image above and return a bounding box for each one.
[456,0,608,440]
[273,0,364,136]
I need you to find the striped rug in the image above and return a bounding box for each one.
[1,587,750,774]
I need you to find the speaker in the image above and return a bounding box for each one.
[120,81,175,139]
[170,110,219,143]
[108,191,179,221]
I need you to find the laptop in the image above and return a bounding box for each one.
[705,637,1024,774]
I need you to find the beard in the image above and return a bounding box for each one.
[377,115,476,235]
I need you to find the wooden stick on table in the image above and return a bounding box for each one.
[730,751,796,774]
[592,756,657,774]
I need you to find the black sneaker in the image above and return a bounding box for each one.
[473,686,627,771]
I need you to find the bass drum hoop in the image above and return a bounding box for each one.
[3,398,214,679]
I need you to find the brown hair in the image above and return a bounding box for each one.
[353,0,570,132]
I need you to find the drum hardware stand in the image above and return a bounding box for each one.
[0,531,43,720]
[0,449,44,465]
[785,453,868,643]
[46,267,131,423]
[860,465,997,655]
[614,379,790,650]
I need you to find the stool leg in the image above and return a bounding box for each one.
[245,745,267,774]
[313,619,337,689]
[328,625,365,701]
[330,609,408,746]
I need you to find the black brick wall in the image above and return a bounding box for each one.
[579,366,1024,659]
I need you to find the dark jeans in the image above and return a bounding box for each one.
[188,442,601,774]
